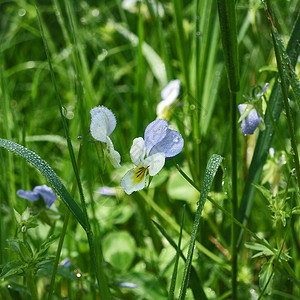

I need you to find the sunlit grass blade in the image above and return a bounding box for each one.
[0,138,87,229]
[152,219,207,300]
[238,13,300,245]
[179,154,223,299]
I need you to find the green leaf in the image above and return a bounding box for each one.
[7,239,33,263]
[259,260,274,295]
[35,234,60,260]
[0,261,24,280]
[292,206,300,215]
[179,154,223,299]
[245,242,274,258]
[102,231,136,271]
[252,184,273,203]
[13,209,22,224]
[0,138,87,229]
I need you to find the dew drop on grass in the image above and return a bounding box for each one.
[92,9,100,17]
[18,9,26,17]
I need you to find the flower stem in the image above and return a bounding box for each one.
[231,91,238,300]
[26,268,38,300]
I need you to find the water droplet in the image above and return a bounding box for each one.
[92,8,100,17]
[80,17,87,24]
[97,49,108,61]
[18,9,26,17]
[62,106,67,117]
[173,137,179,143]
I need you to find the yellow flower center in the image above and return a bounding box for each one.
[132,166,148,185]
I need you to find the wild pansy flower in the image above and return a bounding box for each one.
[238,83,269,135]
[121,119,184,195]
[17,185,57,207]
[156,79,181,119]
[90,106,121,168]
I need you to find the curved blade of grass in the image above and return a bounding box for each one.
[153,219,207,300]
[0,138,87,229]
[179,154,223,299]
[168,206,185,300]
[238,13,300,245]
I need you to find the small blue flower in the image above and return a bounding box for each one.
[17,185,57,207]
[121,119,184,195]
[238,83,269,135]
[238,104,262,135]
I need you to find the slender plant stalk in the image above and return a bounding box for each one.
[231,91,238,299]
[264,0,300,192]
[26,268,38,300]
[47,145,83,299]
[217,1,240,297]
[36,6,111,298]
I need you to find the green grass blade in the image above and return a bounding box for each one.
[238,13,300,245]
[173,0,190,90]
[168,205,184,300]
[153,219,207,300]
[0,138,87,229]
[217,2,239,297]
[179,154,223,299]
[216,0,239,93]
[113,22,167,86]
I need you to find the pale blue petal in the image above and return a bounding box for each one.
[238,105,262,135]
[60,258,72,268]
[34,185,57,207]
[17,189,39,202]
[150,129,184,158]
[90,106,117,141]
[98,186,117,196]
[144,119,168,154]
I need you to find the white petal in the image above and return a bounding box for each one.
[144,152,165,176]
[90,111,108,142]
[161,79,181,101]
[105,136,121,169]
[130,137,146,166]
[121,167,147,195]
[90,106,116,141]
